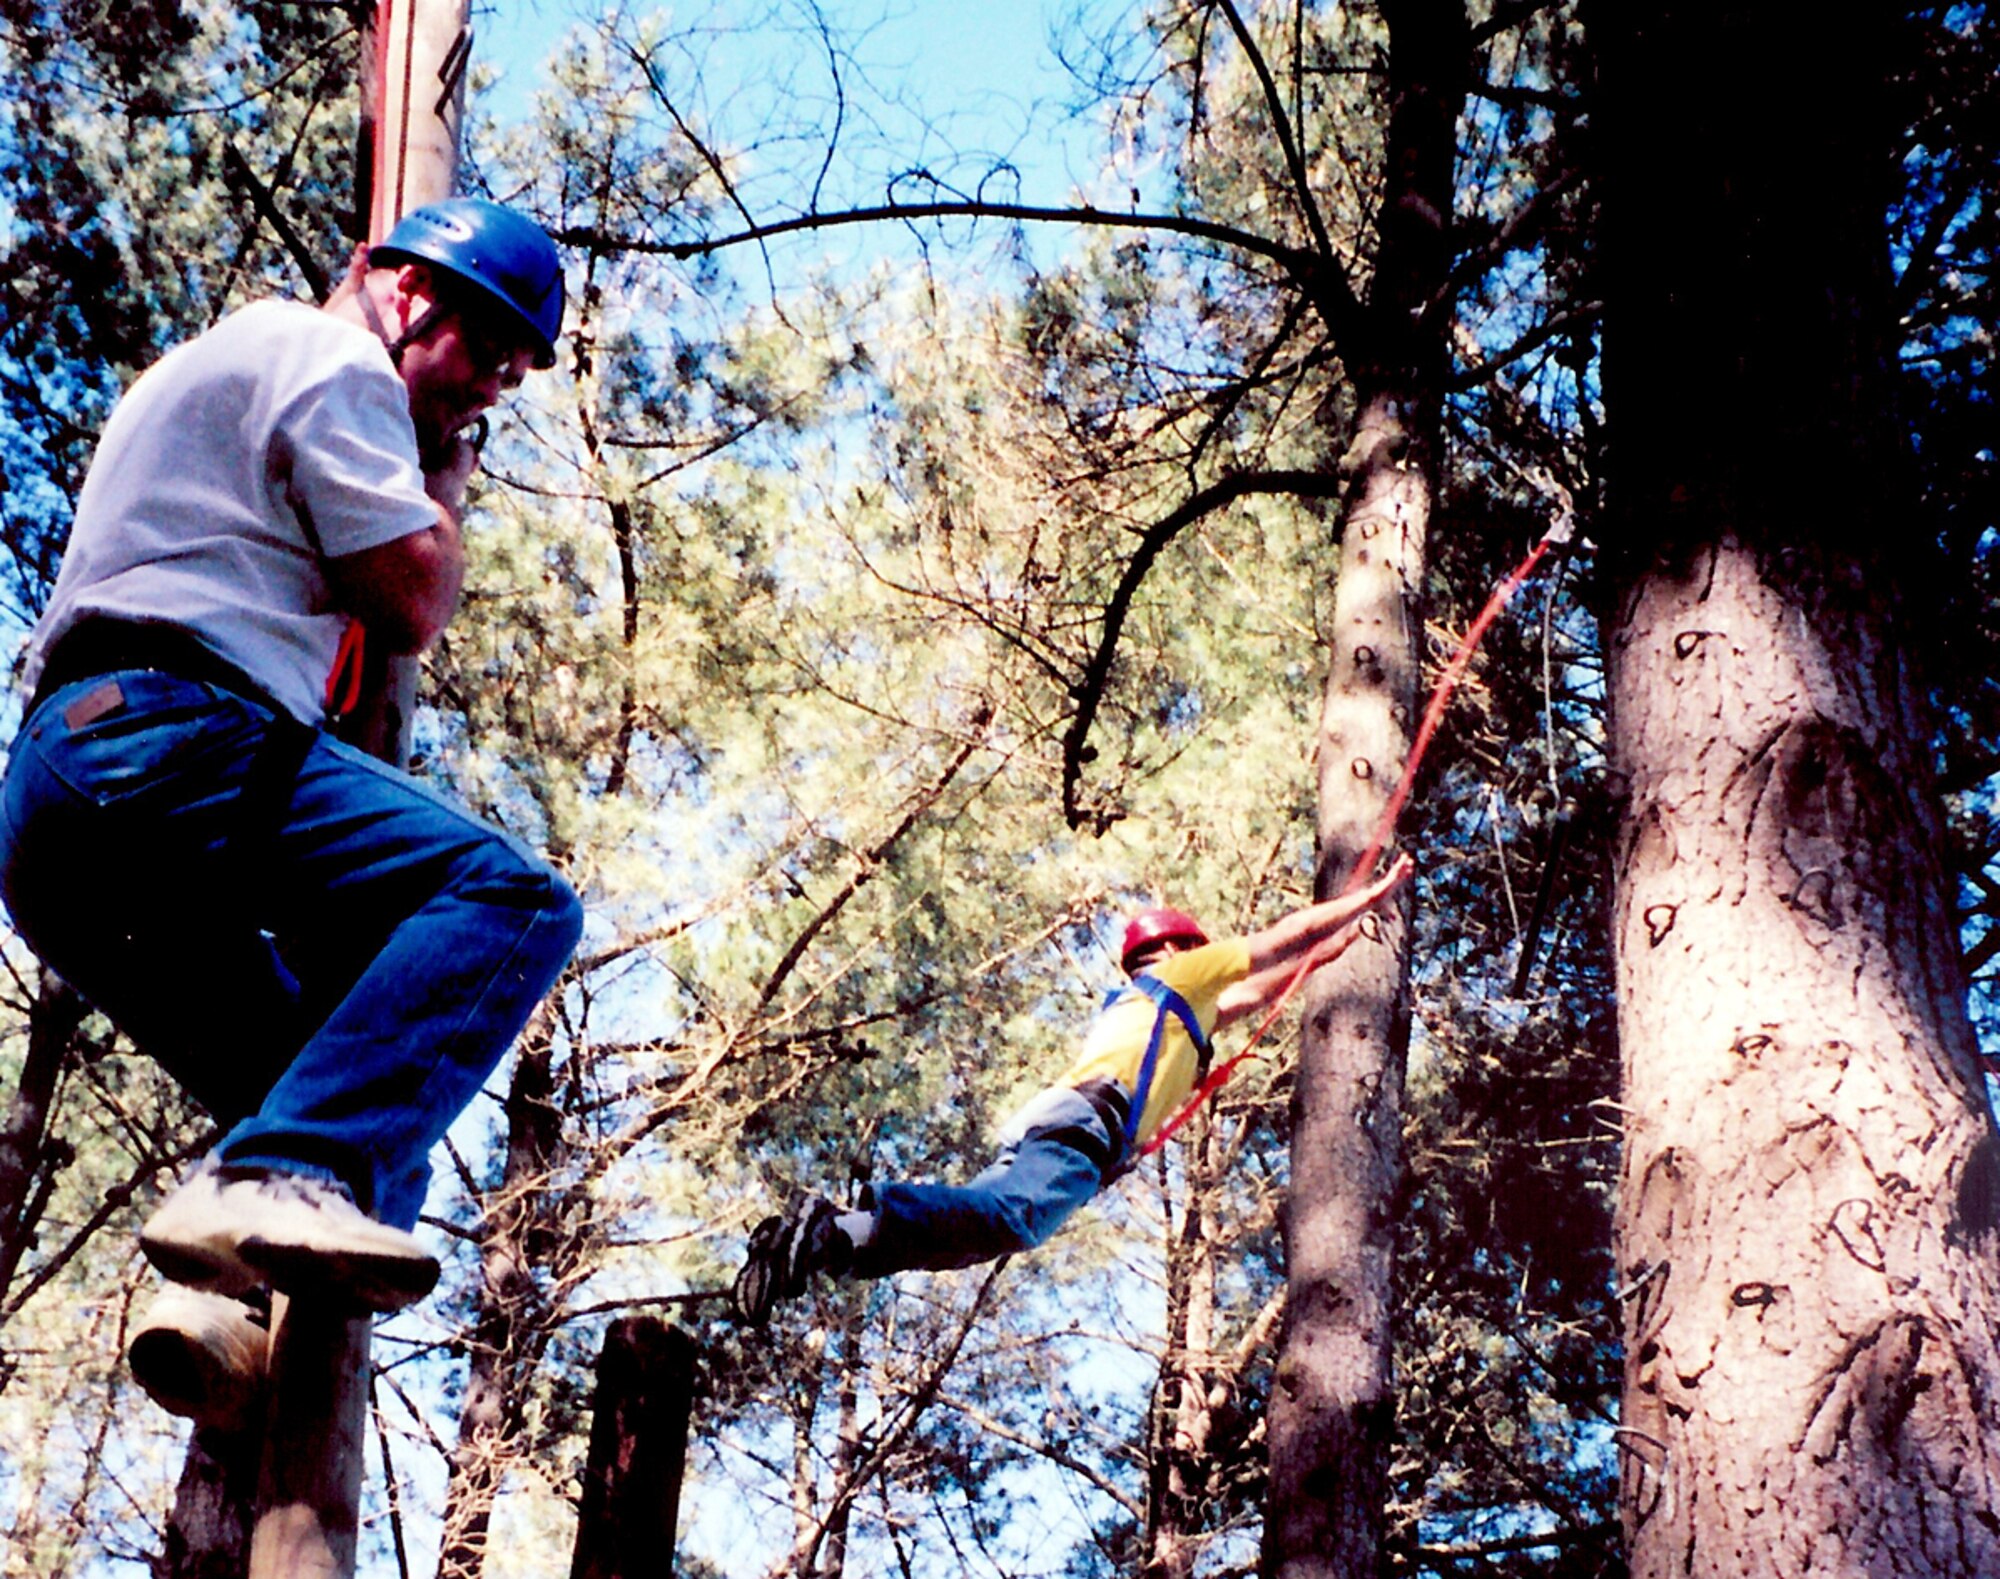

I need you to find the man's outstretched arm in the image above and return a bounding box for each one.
[1214,853,1414,1027]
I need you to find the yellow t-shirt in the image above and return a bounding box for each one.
[1055,938,1253,1145]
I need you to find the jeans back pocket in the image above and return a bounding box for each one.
[21,671,266,810]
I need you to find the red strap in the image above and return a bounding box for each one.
[324,619,367,720]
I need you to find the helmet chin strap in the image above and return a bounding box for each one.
[355,279,449,368]
[356,280,459,460]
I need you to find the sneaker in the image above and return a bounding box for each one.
[128,1284,271,1434]
[140,1165,439,1313]
[733,1196,850,1326]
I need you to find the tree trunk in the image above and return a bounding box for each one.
[156,1429,257,1579]
[819,1306,863,1579]
[788,1344,826,1579]
[569,1317,694,1579]
[1265,1,1465,1573]
[438,1025,563,1579]
[0,973,85,1302]
[1145,1127,1221,1579]
[1596,4,2000,1573]
[1270,380,1423,1579]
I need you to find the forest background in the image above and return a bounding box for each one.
[0,2,1994,1577]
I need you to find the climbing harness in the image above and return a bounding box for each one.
[1111,973,1214,1150]
[324,619,370,721]
[1138,503,1581,1159]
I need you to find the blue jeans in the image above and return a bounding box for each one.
[0,670,583,1229]
[856,1082,1130,1277]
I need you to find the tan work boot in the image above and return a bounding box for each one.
[128,1284,270,1434]
[140,1164,439,1313]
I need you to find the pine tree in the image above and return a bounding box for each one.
[1592,3,2000,1571]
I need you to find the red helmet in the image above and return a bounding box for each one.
[1120,906,1208,972]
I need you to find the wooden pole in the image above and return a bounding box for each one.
[237,9,469,1576]
[569,1319,697,1579]
[338,0,472,768]
[246,1298,373,1579]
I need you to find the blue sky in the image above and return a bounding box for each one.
[475,0,1111,199]
[468,0,1161,302]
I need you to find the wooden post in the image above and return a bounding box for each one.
[233,10,466,1574]
[246,1299,373,1578]
[339,0,472,768]
[569,1319,697,1579]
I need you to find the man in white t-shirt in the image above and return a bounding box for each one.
[0,199,583,1430]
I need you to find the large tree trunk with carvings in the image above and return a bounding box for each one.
[1596,4,2000,1573]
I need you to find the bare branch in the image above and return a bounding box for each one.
[1450,301,1602,391]
[753,705,995,1015]
[799,1264,1011,1575]
[1445,161,1587,310]
[1468,78,1584,113]
[1213,0,1336,265]
[223,141,331,303]
[1412,1519,1619,1566]
[563,199,1328,300]
[935,1388,1147,1517]
[1061,468,1344,830]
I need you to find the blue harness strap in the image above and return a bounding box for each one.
[1111,974,1213,1148]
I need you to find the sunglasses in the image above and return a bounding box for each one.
[452,307,530,379]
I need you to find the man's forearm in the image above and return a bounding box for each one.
[1240,854,1413,976]
[324,500,466,654]
[405,504,466,647]
[1217,918,1374,1026]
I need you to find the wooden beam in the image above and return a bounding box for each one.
[247,1298,372,1578]
[340,0,473,769]
[570,1318,696,1579]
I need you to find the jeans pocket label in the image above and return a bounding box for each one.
[62,680,125,732]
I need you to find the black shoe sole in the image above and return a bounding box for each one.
[239,1236,439,1314]
[734,1216,786,1326]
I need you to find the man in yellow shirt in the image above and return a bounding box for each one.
[734,854,1412,1324]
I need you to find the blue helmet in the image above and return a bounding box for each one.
[371,198,564,368]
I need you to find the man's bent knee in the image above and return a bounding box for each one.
[537,867,586,965]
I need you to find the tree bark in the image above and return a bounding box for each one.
[1596,4,2000,1573]
[0,973,84,1302]
[157,1429,257,1579]
[569,1317,694,1579]
[438,1024,564,1579]
[1271,380,1422,1579]
[1265,1,1465,1573]
[788,1337,826,1579]
[819,1307,863,1579]
[1145,1124,1223,1579]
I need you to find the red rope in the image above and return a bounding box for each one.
[1138,527,1565,1158]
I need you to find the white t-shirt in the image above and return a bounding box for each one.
[23,299,438,724]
